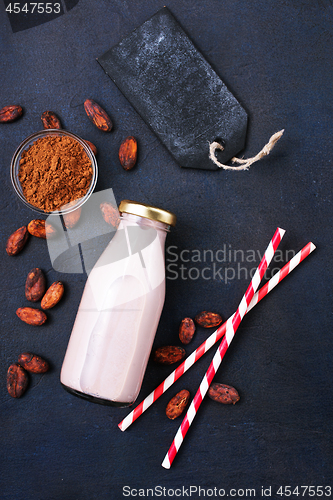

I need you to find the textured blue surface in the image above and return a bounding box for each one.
[0,1,332,499]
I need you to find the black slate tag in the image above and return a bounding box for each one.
[97,7,248,170]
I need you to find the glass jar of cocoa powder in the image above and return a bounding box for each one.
[10,129,98,215]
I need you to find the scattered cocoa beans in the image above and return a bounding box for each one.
[100,202,120,228]
[25,268,46,302]
[7,363,29,398]
[153,346,186,365]
[179,317,196,344]
[84,99,113,132]
[45,222,56,238]
[0,105,23,123]
[7,353,50,398]
[195,311,223,328]
[41,110,62,129]
[6,225,65,320]
[41,281,64,310]
[27,219,56,239]
[84,139,97,156]
[208,383,240,405]
[6,226,29,255]
[18,353,49,374]
[119,136,137,170]
[16,307,47,326]
[166,389,190,420]
[63,205,81,229]
[28,219,46,239]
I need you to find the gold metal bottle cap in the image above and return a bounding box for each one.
[119,200,176,226]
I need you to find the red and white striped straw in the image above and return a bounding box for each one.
[119,241,315,432]
[161,227,285,469]
[247,241,315,311]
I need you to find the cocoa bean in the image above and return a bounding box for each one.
[7,363,28,398]
[41,111,62,129]
[41,281,64,310]
[84,99,113,132]
[166,389,190,420]
[208,383,240,405]
[100,202,120,228]
[18,353,49,374]
[16,307,47,326]
[27,219,56,239]
[179,317,196,344]
[45,222,56,238]
[153,346,186,365]
[119,136,137,170]
[63,205,81,229]
[195,311,223,328]
[25,268,46,302]
[0,105,23,123]
[84,140,98,156]
[28,219,46,239]
[6,226,29,256]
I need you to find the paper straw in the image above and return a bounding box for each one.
[161,227,285,468]
[119,241,315,433]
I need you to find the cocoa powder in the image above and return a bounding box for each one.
[18,135,93,212]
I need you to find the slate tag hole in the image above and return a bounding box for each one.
[213,138,226,160]
[214,138,226,149]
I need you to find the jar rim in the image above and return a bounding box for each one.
[119,200,176,226]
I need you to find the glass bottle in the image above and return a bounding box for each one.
[60,200,176,406]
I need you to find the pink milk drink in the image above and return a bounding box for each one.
[60,200,176,406]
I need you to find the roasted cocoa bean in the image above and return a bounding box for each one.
[16,307,47,326]
[100,202,120,228]
[28,219,46,239]
[28,219,56,239]
[45,222,56,238]
[119,136,137,170]
[179,317,196,344]
[84,140,98,156]
[18,353,49,374]
[208,383,240,405]
[84,99,113,132]
[6,226,29,256]
[166,389,190,420]
[153,346,186,365]
[41,111,62,129]
[25,268,46,302]
[63,205,81,229]
[7,363,28,398]
[195,311,223,328]
[0,105,23,123]
[41,281,64,310]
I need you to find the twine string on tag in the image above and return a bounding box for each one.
[209,129,284,171]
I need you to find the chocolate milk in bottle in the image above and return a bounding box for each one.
[60,200,176,406]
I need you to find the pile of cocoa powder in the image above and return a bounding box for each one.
[18,135,93,212]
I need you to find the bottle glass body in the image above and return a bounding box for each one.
[60,212,169,406]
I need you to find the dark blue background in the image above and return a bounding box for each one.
[0,1,332,499]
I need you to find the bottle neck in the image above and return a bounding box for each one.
[120,212,171,232]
